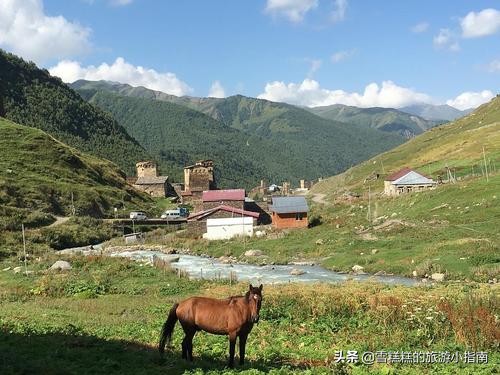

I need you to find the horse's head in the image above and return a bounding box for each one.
[247,284,263,323]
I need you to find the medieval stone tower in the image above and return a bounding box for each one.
[136,161,158,178]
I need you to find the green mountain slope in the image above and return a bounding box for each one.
[78,90,317,188]
[312,95,500,196]
[0,117,150,226]
[308,104,441,138]
[0,50,149,174]
[72,81,404,187]
[303,96,500,280]
[400,103,471,121]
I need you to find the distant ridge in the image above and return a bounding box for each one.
[400,103,472,121]
[308,103,442,138]
[72,80,405,188]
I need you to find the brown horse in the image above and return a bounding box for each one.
[159,284,263,368]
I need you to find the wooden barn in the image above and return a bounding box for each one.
[269,196,309,229]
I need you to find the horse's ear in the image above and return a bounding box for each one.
[249,284,253,290]
[259,284,263,291]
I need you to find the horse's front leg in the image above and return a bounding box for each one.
[228,332,237,368]
[239,332,248,365]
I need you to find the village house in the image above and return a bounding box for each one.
[129,161,176,198]
[384,167,437,196]
[269,196,309,229]
[187,205,260,238]
[202,189,245,210]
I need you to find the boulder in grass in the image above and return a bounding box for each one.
[50,260,72,271]
[352,265,364,273]
[244,249,263,257]
[431,273,445,282]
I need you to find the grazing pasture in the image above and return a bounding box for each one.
[0,255,498,374]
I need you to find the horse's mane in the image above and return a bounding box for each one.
[225,293,251,304]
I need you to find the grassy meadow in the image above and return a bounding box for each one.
[1,254,498,374]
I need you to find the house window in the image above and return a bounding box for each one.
[295,213,303,220]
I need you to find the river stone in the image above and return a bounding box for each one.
[371,249,379,255]
[352,265,364,273]
[2,267,11,272]
[290,268,305,276]
[431,273,445,282]
[50,260,72,271]
[244,249,263,257]
[13,266,22,274]
[412,270,418,277]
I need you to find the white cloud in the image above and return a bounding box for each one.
[208,81,226,98]
[49,58,193,96]
[461,8,500,38]
[264,0,318,22]
[0,0,91,64]
[411,22,429,33]
[433,28,460,51]
[331,49,355,63]
[331,0,347,23]
[258,79,433,108]
[487,59,500,72]
[446,90,494,110]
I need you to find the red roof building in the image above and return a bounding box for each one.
[202,189,245,210]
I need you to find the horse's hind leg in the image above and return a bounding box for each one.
[181,327,196,362]
[186,329,196,361]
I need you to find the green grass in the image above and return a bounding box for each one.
[167,174,498,282]
[0,255,498,374]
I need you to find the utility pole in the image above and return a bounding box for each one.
[483,146,489,182]
[367,186,371,224]
[21,224,28,276]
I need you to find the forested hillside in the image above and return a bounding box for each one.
[79,90,314,187]
[74,81,404,188]
[0,50,149,175]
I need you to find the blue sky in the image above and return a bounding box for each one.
[1,0,499,109]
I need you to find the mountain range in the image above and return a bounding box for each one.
[307,104,441,138]
[400,103,472,121]
[72,80,404,187]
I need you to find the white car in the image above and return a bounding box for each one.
[129,211,147,220]
[161,209,181,219]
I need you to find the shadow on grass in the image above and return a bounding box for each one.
[0,329,311,374]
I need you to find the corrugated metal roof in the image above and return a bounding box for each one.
[202,189,245,202]
[134,176,168,185]
[392,171,435,185]
[188,205,260,221]
[269,196,309,214]
[385,167,413,181]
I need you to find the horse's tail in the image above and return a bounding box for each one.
[159,303,179,355]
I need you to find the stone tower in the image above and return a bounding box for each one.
[136,161,158,178]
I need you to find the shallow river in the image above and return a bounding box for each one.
[110,250,419,286]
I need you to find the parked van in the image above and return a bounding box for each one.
[161,207,189,219]
[129,211,148,220]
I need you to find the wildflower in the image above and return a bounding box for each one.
[425,316,433,320]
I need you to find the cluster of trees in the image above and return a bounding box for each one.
[0,49,149,175]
